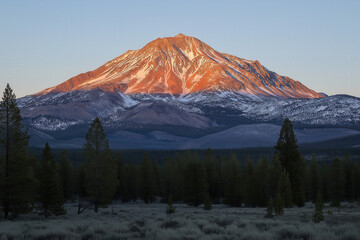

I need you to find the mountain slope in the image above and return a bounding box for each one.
[36,34,322,99]
[17,34,360,149]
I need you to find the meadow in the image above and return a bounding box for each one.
[0,201,359,240]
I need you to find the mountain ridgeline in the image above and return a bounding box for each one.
[17,34,360,149]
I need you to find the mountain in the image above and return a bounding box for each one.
[36,33,322,99]
[17,34,360,149]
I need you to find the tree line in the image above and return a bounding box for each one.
[1,84,360,219]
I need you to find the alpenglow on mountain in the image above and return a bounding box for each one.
[37,33,322,99]
[18,34,360,149]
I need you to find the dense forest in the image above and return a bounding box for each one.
[1,84,360,219]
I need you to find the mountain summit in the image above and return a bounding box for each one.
[37,34,322,99]
[18,34,360,149]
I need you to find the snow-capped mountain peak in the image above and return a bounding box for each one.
[36,34,323,99]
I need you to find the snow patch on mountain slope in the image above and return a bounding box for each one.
[118,92,138,107]
[18,90,360,131]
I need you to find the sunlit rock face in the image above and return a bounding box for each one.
[36,34,323,99]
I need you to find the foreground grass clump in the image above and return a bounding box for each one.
[0,202,359,240]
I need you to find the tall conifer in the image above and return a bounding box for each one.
[244,156,256,206]
[256,157,269,207]
[305,156,321,202]
[161,157,183,202]
[0,84,36,218]
[58,150,74,200]
[275,118,305,207]
[204,148,222,202]
[38,143,65,218]
[329,158,345,207]
[115,152,125,201]
[83,118,118,212]
[139,153,157,203]
[313,192,324,223]
[183,153,208,206]
[223,153,242,206]
[277,172,293,207]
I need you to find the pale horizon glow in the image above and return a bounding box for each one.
[0,0,359,98]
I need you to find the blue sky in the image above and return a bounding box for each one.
[0,0,359,97]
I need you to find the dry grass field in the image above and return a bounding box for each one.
[0,202,359,240]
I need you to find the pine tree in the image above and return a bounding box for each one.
[268,154,282,199]
[354,164,360,201]
[83,118,118,212]
[166,194,176,214]
[75,163,87,197]
[115,152,125,201]
[275,118,305,207]
[204,148,222,203]
[313,192,324,223]
[213,155,223,202]
[305,156,321,202]
[183,153,208,206]
[255,157,269,207]
[122,163,139,202]
[244,155,257,207]
[223,153,242,206]
[161,157,183,202]
[274,192,284,216]
[203,193,212,210]
[343,155,356,202]
[277,172,293,207]
[329,158,345,207]
[321,162,330,202]
[265,197,274,218]
[58,150,74,200]
[38,143,65,218]
[0,84,36,218]
[139,153,157,203]
[153,162,160,198]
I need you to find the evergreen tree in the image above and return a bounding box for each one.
[223,153,242,206]
[275,118,305,207]
[354,164,360,201]
[153,163,161,198]
[305,156,321,202]
[277,172,293,207]
[75,163,87,197]
[214,155,223,201]
[329,158,345,207]
[274,192,284,216]
[161,157,183,202]
[115,152,125,201]
[139,153,157,203]
[122,163,139,202]
[0,84,36,218]
[268,154,282,199]
[343,155,356,201]
[265,197,274,218]
[183,153,208,206]
[313,192,324,223]
[203,193,212,210]
[83,118,118,212]
[204,148,222,203]
[255,157,269,207]
[166,194,176,214]
[321,162,331,202]
[58,150,74,200]
[38,143,65,218]
[244,155,257,206]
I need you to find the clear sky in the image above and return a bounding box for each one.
[0,0,359,98]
